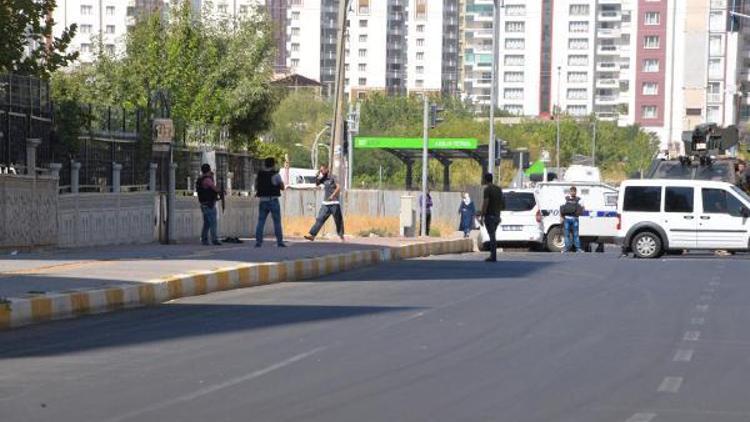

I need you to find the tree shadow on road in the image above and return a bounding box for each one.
[0,304,420,359]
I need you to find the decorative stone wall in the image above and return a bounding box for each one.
[172,195,269,242]
[57,192,157,248]
[0,175,58,249]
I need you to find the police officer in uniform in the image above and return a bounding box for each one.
[255,157,286,247]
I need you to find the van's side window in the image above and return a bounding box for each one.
[623,186,661,212]
[702,189,744,217]
[665,187,694,213]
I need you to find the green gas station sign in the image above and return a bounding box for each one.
[354,137,478,150]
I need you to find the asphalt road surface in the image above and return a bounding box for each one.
[2,250,750,422]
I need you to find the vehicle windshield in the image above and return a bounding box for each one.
[504,192,535,212]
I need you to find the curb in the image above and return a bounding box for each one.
[0,238,473,330]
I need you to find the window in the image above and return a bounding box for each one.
[292,11,300,19]
[359,34,368,42]
[291,27,300,36]
[81,5,92,15]
[642,82,658,95]
[504,55,524,66]
[291,59,299,67]
[567,105,588,116]
[643,59,659,72]
[703,189,745,216]
[503,192,535,212]
[568,38,588,50]
[504,71,524,82]
[359,19,368,28]
[105,44,115,55]
[505,38,525,50]
[415,79,424,88]
[707,105,721,123]
[568,72,588,83]
[567,88,587,100]
[358,0,370,14]
[569,21,589,33]
[416,52,424,60]
[80,43,92,53]
[80,24,92,34]
[106,6,115,16]
[217,4,228,13]
[358,63,367,71]
[240,5,248,14]
[505,5,525,16]
[708,58,723,79]
[709,11,725,32]
[416,66,424,74]
[665,187,694,213]
[624,186,661,212]
[358,49,367,58]
[417,24,425,33]
[569,4,590,16]
[106,25,115,34]
[358,77,367,85]
[644,35,660,49]
[504,105,524,115]
[417,39,425,47]
[644,12,660,25]
[568,55,588,66]
[505,21,525,32]
[709,35,723,56]
[504,88,524,100]
[291,43,300,52]
[642,106,658,119]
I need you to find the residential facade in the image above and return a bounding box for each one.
[51,0,131,62]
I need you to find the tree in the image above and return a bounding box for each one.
[268,90,331,167]
[0,0,78,77]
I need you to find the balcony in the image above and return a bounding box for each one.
[596,78,619,88]
[597,28,621,39]
[597,62,620,72]
[597,45,619,55]
[707,93,722,103]
[596,95,619,105]
[598,11,622,21]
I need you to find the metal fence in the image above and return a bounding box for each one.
[1,74,53,172]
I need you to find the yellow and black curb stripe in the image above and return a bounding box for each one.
[0,238,473,330]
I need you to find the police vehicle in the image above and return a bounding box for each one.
[478,189,544,250]
[535,182,619,252]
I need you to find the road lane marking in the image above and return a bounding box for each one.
[625,413,656,422]
[673,349,694,362]
[105,346,327,422]
[696,304,709,312]
[684,331,701,341]
[658,377,684,393]
[699,294,712,301]
[691,317,705,325]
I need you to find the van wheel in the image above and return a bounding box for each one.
[546,227,565,252]
[631,232,663,259]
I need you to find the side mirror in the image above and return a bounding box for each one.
[742,207,750,219]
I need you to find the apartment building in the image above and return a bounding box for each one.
[286,0,461,99]
[52,0,132,62]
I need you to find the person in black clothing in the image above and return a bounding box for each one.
[560,186,583,253]
[479,173,504,262]
[305,165,345,242]
[196,163,223,246]
[255,157,286,247]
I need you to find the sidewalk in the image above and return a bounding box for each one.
[0,236,475,329]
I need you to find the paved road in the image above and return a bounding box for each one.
[1,251,749,422]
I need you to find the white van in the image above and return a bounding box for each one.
[285,168,318,189]
[535,182,619,252]
[479,189,544,250]
[617,179,750,258]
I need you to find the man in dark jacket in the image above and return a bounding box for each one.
[560,186,583,253]
[255,157,286,247]
[196,163,222,246]
[479,173,503,262]
[305,164,345,242]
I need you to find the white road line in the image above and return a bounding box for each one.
[684,331,701,341]
[658,377,684,393]
[696,304,709,312]
[673,349,694,362]
[691,317,705,325]
[105,346,327,422]
[625,413,656,422]
[699,294,712,301]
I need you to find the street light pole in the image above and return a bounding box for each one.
[330,0,350,186]
[488,0,503,178]
[592,118,597,166]
[556,66,561,172]
[311,126,329,169]
[421,95,429,237]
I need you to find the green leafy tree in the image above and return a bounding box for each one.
[268,90,331,167]
[0,0,78,77]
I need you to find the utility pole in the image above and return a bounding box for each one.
[592,117,597,166]
[421,95,429,237]
[555,66,561,172]
[488,0,503,178]
[330,0,349,187]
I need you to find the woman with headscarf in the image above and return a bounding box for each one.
[458,192,476,238]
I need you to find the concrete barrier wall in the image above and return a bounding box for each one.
[57,192,157,248]
[0,175,58,249]
[173,196,273,242]
[281,189,470,230]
